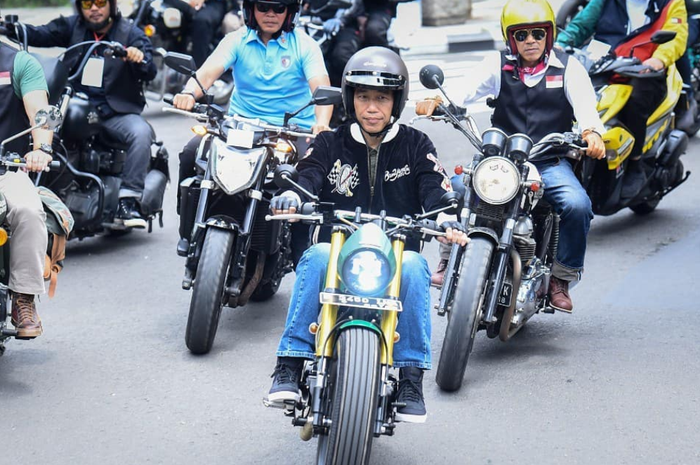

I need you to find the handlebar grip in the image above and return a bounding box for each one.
[163,96,174,106]
[49,161,61,169]
[111,43,128,58]
[299,202,316,216]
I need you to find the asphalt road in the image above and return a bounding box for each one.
[2,56,700,464]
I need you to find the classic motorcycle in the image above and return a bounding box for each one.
[1,16,170,238]
[0,111,62,356]
[414,65,596,392]
[120,0,234,104]
[163,52,338,355]
[263,165,458,464]
[568,30,690,215]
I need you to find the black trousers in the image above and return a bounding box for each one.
[190,2,226,67]
[618,76,667,159]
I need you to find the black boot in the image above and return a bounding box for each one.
[621,159,648,199]
[395,367,427,423]
[268,356,304,404]
[115,197,147,229]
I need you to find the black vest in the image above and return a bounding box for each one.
[491,50,574,148]
[0,43,31,156]
[68,17,146,115]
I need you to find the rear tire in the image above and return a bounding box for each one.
[629,197,660,215]
[436,237,494,392]
[185,228,235,355]
[316,327,381,465]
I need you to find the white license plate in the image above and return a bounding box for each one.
[319,292,402,312]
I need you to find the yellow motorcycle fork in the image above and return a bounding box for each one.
[315,231,404,367]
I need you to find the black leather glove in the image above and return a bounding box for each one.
[270,195,299,212]
[440,220,465,234]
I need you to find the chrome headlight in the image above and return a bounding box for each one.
[117,0,136,18]
[472,156,520,205]
[211,139,266,195]
[338,223,396,297]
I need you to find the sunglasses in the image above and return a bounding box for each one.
[255,2,288,14]
[513,28,547,42]
[80,0,108,9]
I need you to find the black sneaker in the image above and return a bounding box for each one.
[268,357,304,404]
[115,197,147,229]
[395,367,427,423]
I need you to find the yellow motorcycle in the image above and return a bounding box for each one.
[571,30,690,215]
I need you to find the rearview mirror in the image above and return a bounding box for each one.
[419,65,445,90]
[164,52,196,76]
[273,164,299,189]
[440,191,463,214]
[34,106,63,130]
[651,30,676,45]
[311,86,343,106]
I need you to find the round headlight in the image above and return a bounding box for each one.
[472,157,520,205]
[341,249,392,297]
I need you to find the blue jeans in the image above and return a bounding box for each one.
[276,243,433,369]
[451,157,592,281]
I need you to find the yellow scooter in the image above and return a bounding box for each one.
[573,31,691,215]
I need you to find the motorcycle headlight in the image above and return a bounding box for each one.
[117,0,136,18]
[338,223,396,297]
[163,8,182,28]
[472,156,520,205]
[211,139,266,195]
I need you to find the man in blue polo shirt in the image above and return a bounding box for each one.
[172,0,331,255]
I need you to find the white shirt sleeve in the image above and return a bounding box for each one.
[564,56,606,135]
[460,54,502,106]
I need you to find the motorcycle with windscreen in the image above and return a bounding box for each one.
[414,65,595,392]
[263,165,460,464]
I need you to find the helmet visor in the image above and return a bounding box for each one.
[345,71,406,90]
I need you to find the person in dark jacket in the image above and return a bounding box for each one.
[265,47,468,424]
[556,0,688,198]
[19,0,157,227]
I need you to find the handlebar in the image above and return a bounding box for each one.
[1,155,60,172]
[266,204,445,238]
[529,132,589,161]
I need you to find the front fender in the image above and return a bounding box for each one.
[467,227,499,245]
[205,215,240,232]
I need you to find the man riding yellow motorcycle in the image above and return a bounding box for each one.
[556,0,688,200]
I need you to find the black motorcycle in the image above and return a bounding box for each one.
[415,65,593,392]
[163,52,341,354]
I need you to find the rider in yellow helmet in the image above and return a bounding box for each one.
[427,0,605,313]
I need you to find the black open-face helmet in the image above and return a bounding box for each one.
[243,0,301,33]
[341,46,409,121]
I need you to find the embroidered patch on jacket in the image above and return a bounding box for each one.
[385,164,410,182]
[670,17,683,24]
[303,147,313,159]
[546,75,563,88]
[0,71,11,86]
[281,55,292,69]
[327,159,360,197]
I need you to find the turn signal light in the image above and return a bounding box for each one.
[144,25,156,37]
[275,141,293,153]
[454,164,464,175]
[529,182,540,192]
[394,332,400,343]
[309,323,319,334]
[0,228,7,246]
[191,125,208,137]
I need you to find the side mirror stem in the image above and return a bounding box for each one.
[281,173,319,202]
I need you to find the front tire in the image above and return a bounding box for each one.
[185,227,235,355]
[316,327,381,465]
[436,237,494,392]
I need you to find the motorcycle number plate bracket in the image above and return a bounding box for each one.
[319,292,402,312]
[498,282,513,307]
[227,129,255,148]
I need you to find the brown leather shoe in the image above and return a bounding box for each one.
[11,293,43,339]
[548,277,573,313]
[431,259,449,287]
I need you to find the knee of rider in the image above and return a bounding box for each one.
[301,243,331,267]
[9,203,45,229]
[400,252,429,283]
[131,122,154,146]
[562,194,592,219]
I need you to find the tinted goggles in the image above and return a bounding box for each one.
[255,2,287,14]
[80,0,108,9]
[513,28,547,42]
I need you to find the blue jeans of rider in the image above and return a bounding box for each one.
[451,157,592,282]
[276,243,433,369]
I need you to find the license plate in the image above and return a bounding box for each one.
[319,292,402,312]
[498,282,513,307]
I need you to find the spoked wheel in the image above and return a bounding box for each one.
[185,228,235,355]
[316,327,381,465]
[436,237,494,392]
